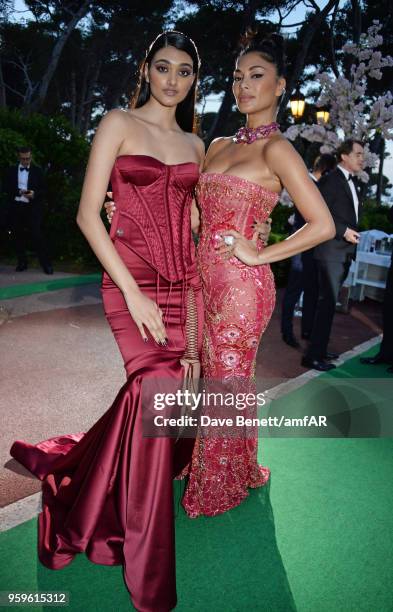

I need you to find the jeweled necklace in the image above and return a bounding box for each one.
[233,121,280,144]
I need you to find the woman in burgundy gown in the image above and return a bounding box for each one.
[10,32,205,612]
[182,32,335,517]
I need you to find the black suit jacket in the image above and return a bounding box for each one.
[4,164,46,209]
[313,167,362,263]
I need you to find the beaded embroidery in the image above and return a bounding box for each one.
[232,121,280,144]
[182,173,279,518]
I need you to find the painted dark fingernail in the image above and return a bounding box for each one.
[144,337,148,342]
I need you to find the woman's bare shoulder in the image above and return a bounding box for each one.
[102,108,130,122]
[210,136,232,150]
[263,133,311,184]
[263,134,301,167]
[205,136,231,159]
[264,133,299,159]
[95,109,131,133]
[106,108,153,130]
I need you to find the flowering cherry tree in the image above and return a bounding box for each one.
[285,21,393,182]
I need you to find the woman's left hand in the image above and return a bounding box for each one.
[217,230,264,266]
[104,191,116,224]
[252,217,272,245]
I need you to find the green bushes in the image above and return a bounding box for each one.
[359,200,393,233]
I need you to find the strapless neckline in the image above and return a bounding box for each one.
[116,154,200,169]
[110,151,199,283]
[200,172,279,198]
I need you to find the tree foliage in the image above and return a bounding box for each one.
[1,0,392,265]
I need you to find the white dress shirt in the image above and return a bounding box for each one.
[337,164,359,221]
[15,164,30,203]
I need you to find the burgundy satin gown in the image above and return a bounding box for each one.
[183,173,279,518]
[10,155,203,612]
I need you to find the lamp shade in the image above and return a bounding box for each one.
[316,107,330,124]
[290,90,306,119]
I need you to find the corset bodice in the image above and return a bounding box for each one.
[196,172,279,250]
[109,155,199,282]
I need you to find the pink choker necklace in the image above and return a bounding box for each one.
[233,121,280,144]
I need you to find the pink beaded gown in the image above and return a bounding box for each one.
[10,155,204,612]
[182,172,279,518]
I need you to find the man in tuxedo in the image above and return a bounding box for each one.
[281,154,336,348]
[360,206,393,373]
[302,139,364,371]
[4,146,53,274]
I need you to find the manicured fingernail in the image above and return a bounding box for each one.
[144,337,148,343]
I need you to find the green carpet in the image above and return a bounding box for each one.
[262,343,393,439]
[1,344,392,611]
[0,274,101,300]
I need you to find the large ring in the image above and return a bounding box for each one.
[223,235,235,246]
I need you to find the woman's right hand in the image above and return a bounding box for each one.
[123,289,167,345]
[104,191,116,224]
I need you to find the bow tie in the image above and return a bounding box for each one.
[20,167,29,172]
[347,174,354,182]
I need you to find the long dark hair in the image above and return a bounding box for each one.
[130,31,200,133]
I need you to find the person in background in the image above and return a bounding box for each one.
[302,139,364,371]
[360,206,393,373]
[4,146,53,274]
[281,153,336,348]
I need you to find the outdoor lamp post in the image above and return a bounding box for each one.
[290,90,305,120]
[316,106,330,124]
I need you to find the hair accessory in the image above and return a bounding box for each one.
[233,121,279,144]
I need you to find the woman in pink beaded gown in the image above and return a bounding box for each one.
[181,32,335,517]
